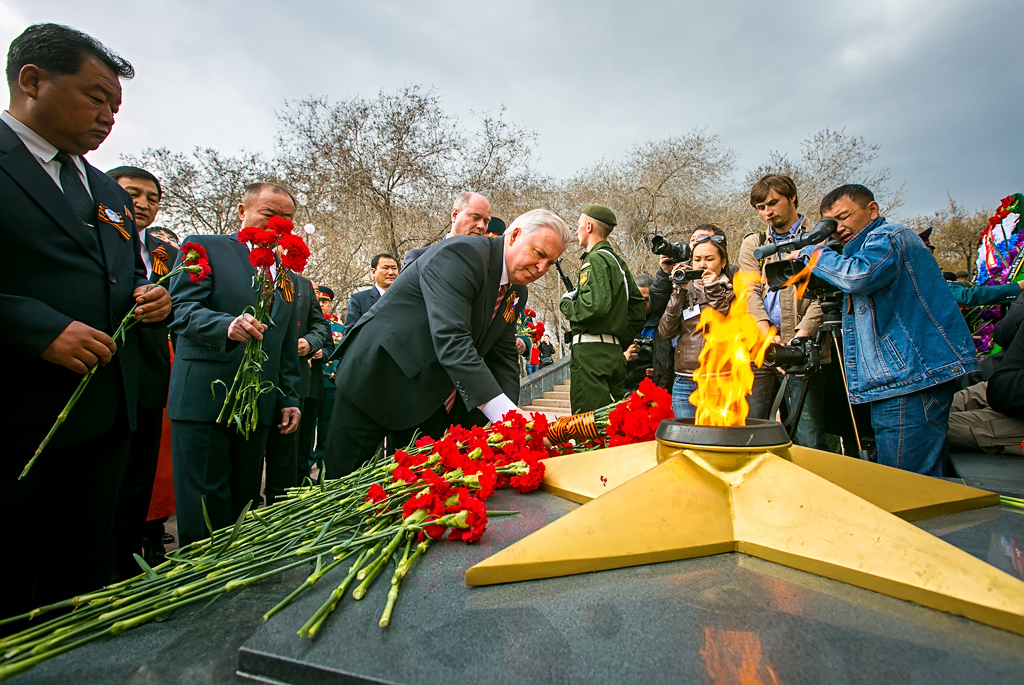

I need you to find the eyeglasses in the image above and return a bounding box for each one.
[693,234,726,246]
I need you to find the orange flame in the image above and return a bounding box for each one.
[700,626,780,685]
[691,271,776,427]
[781,248,823,300]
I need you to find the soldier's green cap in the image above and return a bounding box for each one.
[582,204,617,227]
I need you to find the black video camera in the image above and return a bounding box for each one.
[672,269,704,285]
[752,217,838,261]
[762,337,820,375]
[765,258,842,300]
[651,235,691,264]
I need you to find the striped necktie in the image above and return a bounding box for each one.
[445,283,511,412]
[54,152,94,226]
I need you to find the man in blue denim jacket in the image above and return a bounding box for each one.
[798,185,977,476]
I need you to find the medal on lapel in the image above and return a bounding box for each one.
[97,203,131,241]
[502,292,519,324]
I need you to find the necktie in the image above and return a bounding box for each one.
[446,283,511,412]
[54,152,94,226]
[491,284,509,322]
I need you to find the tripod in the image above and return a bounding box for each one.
[768,298,871,460]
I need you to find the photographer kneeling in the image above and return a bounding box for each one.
[798,184,977,476]
[658,235,735,418]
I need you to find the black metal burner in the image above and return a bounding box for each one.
[655,418,791,448]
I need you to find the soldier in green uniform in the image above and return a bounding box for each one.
[560,205,647,413]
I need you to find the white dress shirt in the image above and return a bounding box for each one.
[1,110,92,200]
[478,243,519,422]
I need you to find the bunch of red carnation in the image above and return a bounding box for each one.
[605,378,674,446]
[239,216,310,274]
[362,410,551,545]
[179,242,211,282]
[986,194,1020,232]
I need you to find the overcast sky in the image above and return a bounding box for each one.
[2,0,1020,218]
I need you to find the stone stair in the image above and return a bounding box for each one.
[521,380,572,420]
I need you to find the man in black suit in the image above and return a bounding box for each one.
[324,209,571,475]
[0,24,171,615]
[402,191,491,269]
[263,270,330,504]
[106,165,178,579]
[167,183,302,546]
[345,252,399,328]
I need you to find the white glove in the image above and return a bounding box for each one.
[562,289,577,300]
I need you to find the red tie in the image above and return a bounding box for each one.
[446,284,510,412]
[491,284,509,322]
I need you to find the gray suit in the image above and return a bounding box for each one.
[325,236,525,474]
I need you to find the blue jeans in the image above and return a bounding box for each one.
[869,382,954,476]
[672,376,698,419]
[526,363,540,375]
[748,367,827,450]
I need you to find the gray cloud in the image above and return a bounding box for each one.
[2,0,1020,216]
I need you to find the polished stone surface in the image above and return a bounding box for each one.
[237,488,1024,685]
[951,451,1024,498]
[10,484,1024,684]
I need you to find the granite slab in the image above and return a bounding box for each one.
[236,488,1024,685]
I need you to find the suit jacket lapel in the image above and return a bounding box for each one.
[88,164,131,273]
[0,122,105,267]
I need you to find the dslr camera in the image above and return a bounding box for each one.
[651,235,691,264]
[633,334,654,364]
[762,336,820,375]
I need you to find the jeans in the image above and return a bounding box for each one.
[748,367,827,450]
[869,381,954,476]
[526,363,540,375]
[672,375,698,419]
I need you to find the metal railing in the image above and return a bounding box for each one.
[518,353,571,406]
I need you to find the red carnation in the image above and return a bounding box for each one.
[447,495,488,544]
[238,226,277,246]
[392,464,418,484]
[180,242,212,282]
[268,215,294,236]
[511,459,545,493]
[278,233,310,273]
[249,247,275,268]
[365,483,387,504]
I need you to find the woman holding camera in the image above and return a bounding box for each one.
[658,235,735,418]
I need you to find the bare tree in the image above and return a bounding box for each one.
[123,147,274,237]
[907,194,990,278]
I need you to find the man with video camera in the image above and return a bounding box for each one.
[797,184,977,476]
[740,175,828,450]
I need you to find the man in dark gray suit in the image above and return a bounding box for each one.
[324,209,571,475]
[167,183,302,546]
[0,24,170,613]
[344,252,398,328]
[401,191,491,269]
[107,164,178,579]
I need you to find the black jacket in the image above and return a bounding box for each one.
[137,230,179,410]
[0,120,151,459]
[345,286,381,328]
[291,272,332,399]
[329,236,524,430]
